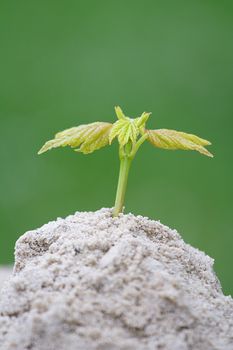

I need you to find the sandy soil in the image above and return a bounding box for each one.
[0,267,11,290]
[0,208,232,350]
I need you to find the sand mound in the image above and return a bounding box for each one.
[0,267,11,291]
[0,208,232,350]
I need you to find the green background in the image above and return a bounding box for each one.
[0,1,233,294]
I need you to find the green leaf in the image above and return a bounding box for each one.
[109,118,138,146]
[135,112,151,130]
[38,122,113,155]
[147,129,213,157]
[114,106,126,120]
[109,108,151,147]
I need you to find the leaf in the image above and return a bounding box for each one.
[76,123,113,154]
[109,118,138,146]
[146,129,213,157]
[114,106,126,120]
[109,108,151,147]
[135,112,151,130]
[38,122,113,155]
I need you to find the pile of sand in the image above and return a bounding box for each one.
[0,267,11,290]
[0,208,232,350]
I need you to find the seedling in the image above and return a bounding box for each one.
[38,106,213,216]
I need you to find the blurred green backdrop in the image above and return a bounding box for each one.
[0,0,233,294]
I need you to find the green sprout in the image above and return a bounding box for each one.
[38,106,213,217]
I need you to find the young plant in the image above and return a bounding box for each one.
[38,107,213,216]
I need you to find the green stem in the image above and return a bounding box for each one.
[113,135,147,217]
[130,133,148,158]
[113,154,132,217]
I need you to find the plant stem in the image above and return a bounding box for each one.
[113,154,132,217]
[113,135,147,217]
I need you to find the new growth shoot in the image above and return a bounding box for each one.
[38,107,213,216]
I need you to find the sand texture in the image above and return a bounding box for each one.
[0,267,11,291]
[0,208,232,350]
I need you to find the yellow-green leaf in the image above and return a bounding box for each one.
[114,106,126,120]
[135,112,151,130]
[38,122,113,155]
[109,108,151,147]
[146,129,213,157]
[109,119,139,146]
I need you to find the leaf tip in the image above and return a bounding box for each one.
[206,151,214,158]
[114,106,125,120]
[37,146,46,155]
